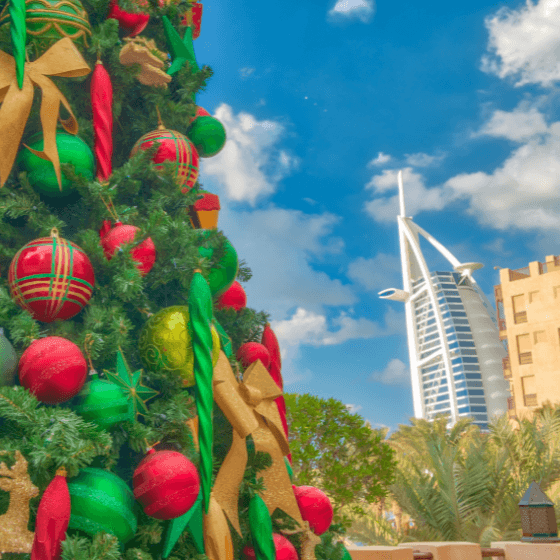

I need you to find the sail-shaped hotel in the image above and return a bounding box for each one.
[379,172,509,430]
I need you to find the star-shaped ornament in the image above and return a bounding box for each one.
[103,348,159,419]
[162,15,200,76]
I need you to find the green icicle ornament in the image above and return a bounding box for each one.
[189,270,214,514]
[248,493,275,560]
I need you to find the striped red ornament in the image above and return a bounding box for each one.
[130,128,199,193]
[8,229,95,323]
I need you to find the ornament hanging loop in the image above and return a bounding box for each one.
[50,227,59,239]
[155,106,165,130]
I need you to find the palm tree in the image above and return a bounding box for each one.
[344,407,560,546]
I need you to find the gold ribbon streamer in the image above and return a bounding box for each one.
[0,37,91,188]
[212,351,304,536]
[203,494,234,560]
[278,520,322,560]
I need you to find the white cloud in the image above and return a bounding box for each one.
[444,121,560,231]
[475,105,548,141]
[370,358,409,385]
[364,167,447,222]
[239,67,255,78]
[483,238,511,255]
[404,152,446,167]
[347,253,402,292]
[202,104,297,205]
[369,152,392,167]
[481,0,560,87]
[346,404,363,414]
[327,0,375,23]
[271,306,404,386]
[271,306,403,348]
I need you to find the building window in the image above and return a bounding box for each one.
[534,330,547,344]
[529,290,540,304]
[522,376,537,407]
[554,286,560,299]
[513,294,528,324]
[517,333,532,365]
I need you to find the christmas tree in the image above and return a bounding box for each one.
[0,0,352,559]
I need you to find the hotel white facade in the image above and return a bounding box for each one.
[378,172,509,430]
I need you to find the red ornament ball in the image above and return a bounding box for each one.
[8,231,95,323]
[237,342,271,370]
[19,337,88,404]
[215,281,247,311]
[292,485,333,536]
[130,128,199,193]
[243,533,299,560]
[99,220,156,276]
[133,448,200,520]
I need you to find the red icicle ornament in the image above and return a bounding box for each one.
[91,59,113,182]
[261,324,291,463]
[31,466,71,560]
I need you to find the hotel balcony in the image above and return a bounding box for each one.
[518,352,532,365]
[502,357,512,379]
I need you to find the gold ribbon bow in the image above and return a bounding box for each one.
[0,38,91,188]
[211,351,304,536]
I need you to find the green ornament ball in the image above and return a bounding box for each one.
[0,328,17,386]
[72,374,133,430]
[0,0,92,55]
[16,132,94,198]
[67,467,138,543]
[138,306,220,387]
[187,116,226,158]
[197,233,238,298]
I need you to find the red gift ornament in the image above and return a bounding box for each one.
[292,485,333,536]
[8,229,95,323]
[243,533,299,560]
[133,448,200,520]
[181,0,203,39]
[188,106,210,127]
[130,125,199,193]
[215,280,246,311]
[236,342,271,370]
[31,466,71,560]
[107,0,150,37]
[19,337,88,404]
[99,219,156,276]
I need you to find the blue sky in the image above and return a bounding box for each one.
[190,0,560,433]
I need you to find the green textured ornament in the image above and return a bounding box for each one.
[138,306,220,387]
[0,328,17,386]
[72,373,133,429]
[0,0,92,55]
[67,467,138,543]
[16,132,94,197]
[187,116,226,158]
[197,233,238,298]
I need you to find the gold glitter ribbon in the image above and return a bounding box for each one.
[0,37,91,188]
[278,520,322,560]
[203,494,234,560]
[211,351,304,536]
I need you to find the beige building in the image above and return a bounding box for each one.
[495,255,560,421]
